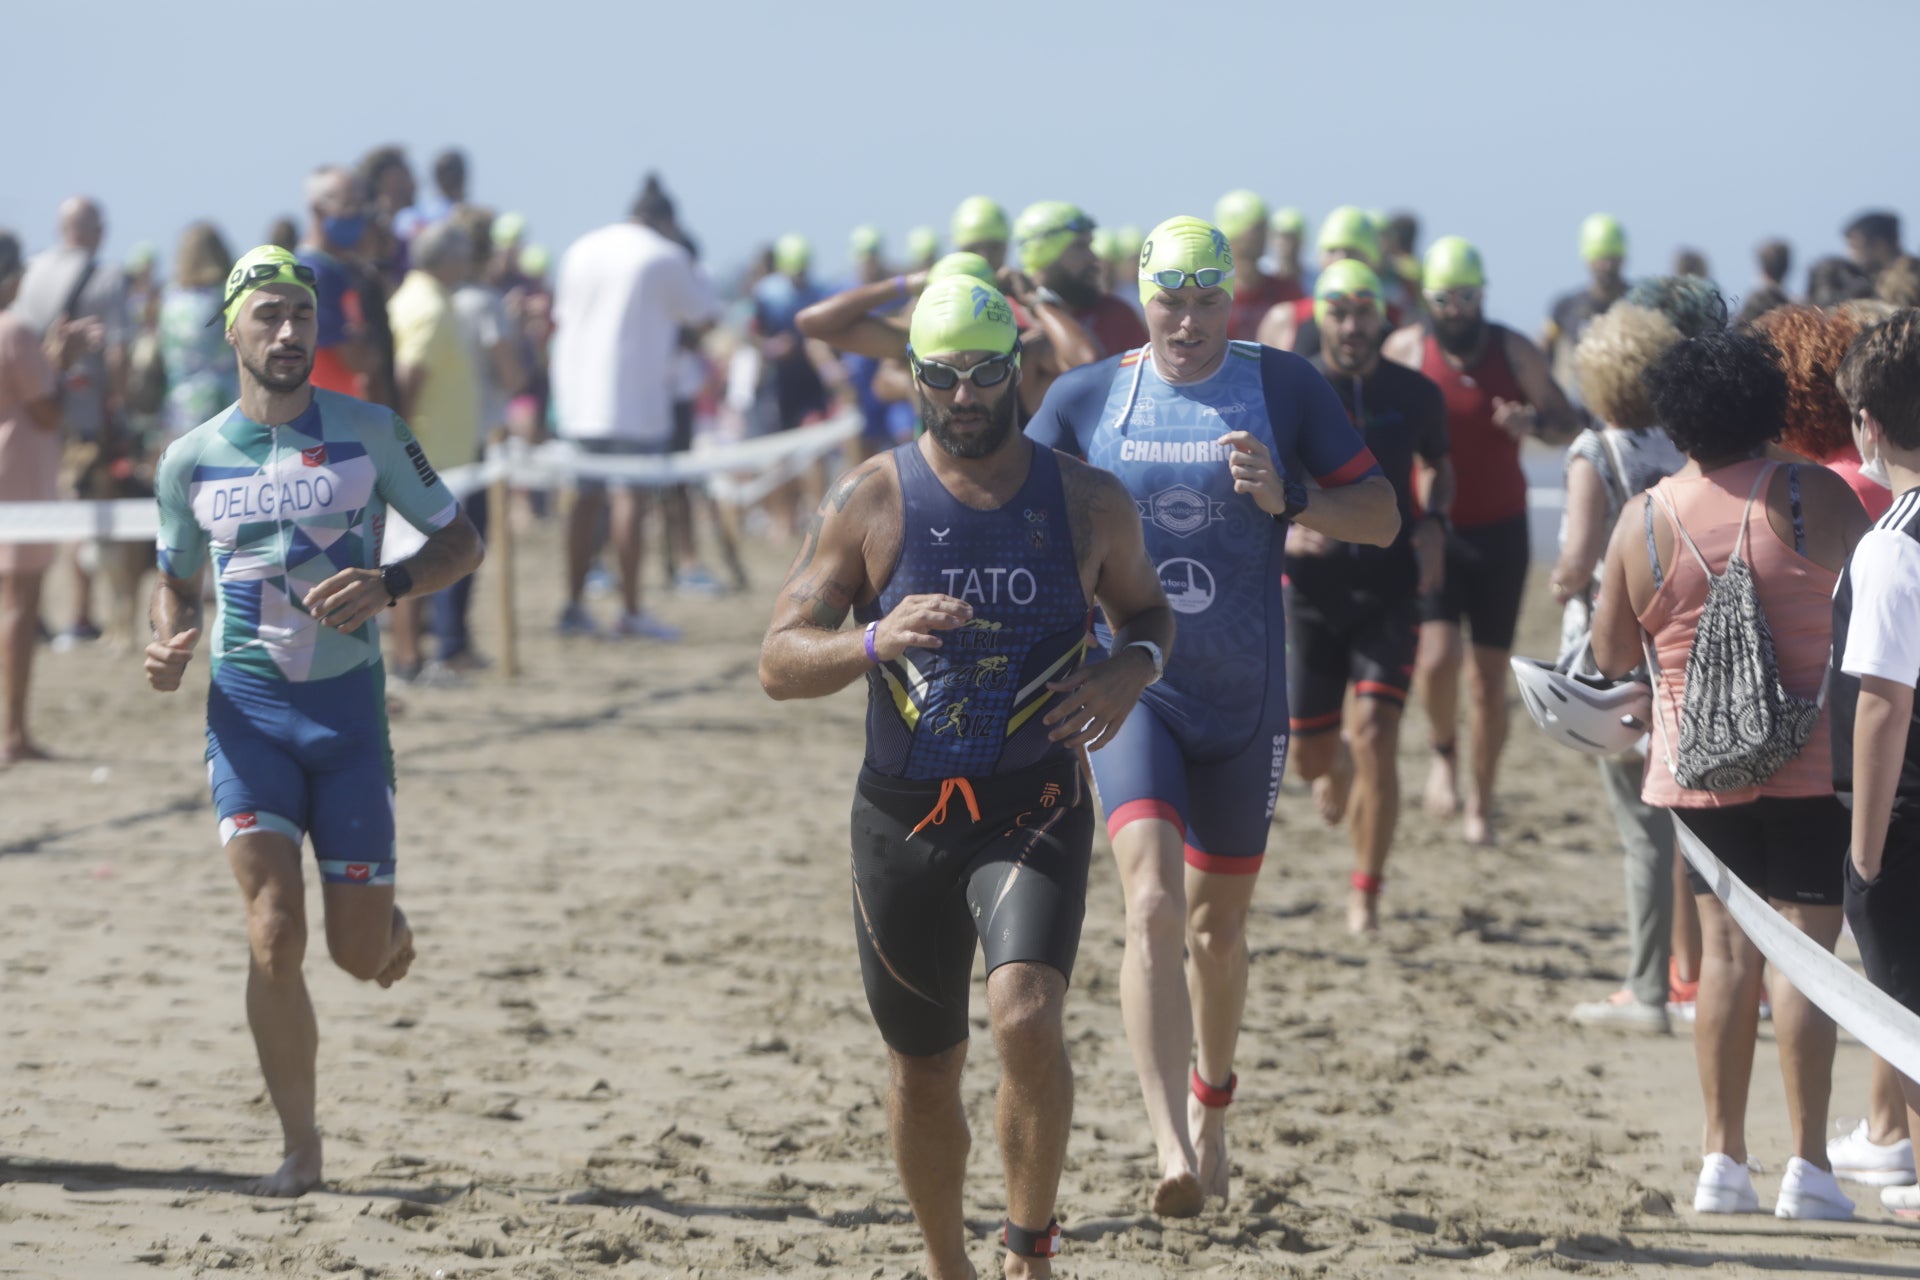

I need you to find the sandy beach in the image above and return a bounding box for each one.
[2,522,1913,1279]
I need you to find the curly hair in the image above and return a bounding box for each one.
[1838,308,1920,450]
[1747,305,1863,461]
[1623,275,1728,338]
[1643,329,1788,460]
[1574,303,1680,431]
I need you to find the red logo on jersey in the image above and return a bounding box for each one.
[301,445,328,467]
[344,863,372,882]
[231,813,259,830]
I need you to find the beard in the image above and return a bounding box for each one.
[921,385,1018,460]
[242,347,314,394]
[1325,328,1381,375]
[1430,312,1484,357]
[1048,266,1106,310]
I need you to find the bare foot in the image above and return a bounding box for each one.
[1423,750,1458,817]
[1346,886,1379,935]
[1462,810,1495,847]
[1,737,51,765]
[1189,1092,1230,1202]
[1152,1168,1203,1218]
[927,1248,977,1280]
[248,1137,322,1197]
[1002,1251,1050,1279]
[1311,739,1354,826]
[376,907,414,989]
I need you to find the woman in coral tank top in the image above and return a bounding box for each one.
[1592,330,1871,1221]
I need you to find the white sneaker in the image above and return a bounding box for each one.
[1881,1183,1920,1218]
[1775,1156,1854,1220]
[1694,1152,1760,1213]
[1828,1120,1917,1187]
[1570,990,1669,1033]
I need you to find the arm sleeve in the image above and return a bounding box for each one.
[1843,529,1920,684]
[372,411,460,534]
[1414,374,1450,461]
[154,440,210,579]
[1263,348,1380,486]
[1023,356,1120,459]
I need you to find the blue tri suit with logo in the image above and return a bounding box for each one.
[847,439,1098,1056]
[1026,341,1380,873]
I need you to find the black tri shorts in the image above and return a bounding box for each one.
[1676,795,1847,907]
[1417,514,1531,651]
[1284,576,1418,735]
[849,754,1093,1057]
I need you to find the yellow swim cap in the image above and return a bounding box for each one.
[774,233,811,276]
[1423,236,1486,291]
[1580,213,1627,262]
[926,251,996,284]
[1213,190,1269,240]
[950,196,1009,248]
[909,275,1019,360]
[1138,216,1236,306]
[1313,258,1383,330]
[1317,206,1380,267]
[219,244,315,330]
[1014,201,1093,273]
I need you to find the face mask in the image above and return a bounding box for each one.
[1850,418,1896,487]
[322,214,367,250]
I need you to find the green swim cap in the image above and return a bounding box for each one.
[1112,224,1144,263]
[1270,207,1306,238]
[1580,213,1627,262]
[1423,236,1486,291]
[1138,216,1236,306]
[1214,190,1269,240]
[774,233,811,275]
[906,226,940,263]
[908,275,1018,360]
[220,244,316,330]
[1090,227,1119,262]
[492,212,527,249]
[850,224,883,258]
[927,251,996,284]
[1317,206,1380,267]
[519,244,550,278]
[1313,258,1384,329]
[1014,201,1091,273]
[127,241,157,270]
[950,196,1009,248]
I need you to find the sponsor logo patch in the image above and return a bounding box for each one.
[1158,558,1216,615]
[404,440,439,488]
[344,863,372,882]
[231,812,259,830]
[301,445,327,468]
[1139,484,1224,537]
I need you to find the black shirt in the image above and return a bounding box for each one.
[1831,488,1920,825]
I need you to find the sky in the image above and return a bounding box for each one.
[8,0,1917,330]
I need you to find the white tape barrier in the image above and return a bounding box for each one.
[0,413,864,545]
[1672,814,1920,1083]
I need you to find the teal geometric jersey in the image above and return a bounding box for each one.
[155,389,460,682]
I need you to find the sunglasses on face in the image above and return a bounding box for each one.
[1425,286,1482,310]
[910,350,1017,390]
[1146,268,1232,291]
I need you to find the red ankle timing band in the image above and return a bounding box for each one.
[1190,1067,1237,1108]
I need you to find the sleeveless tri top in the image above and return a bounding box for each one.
[857,441,1090,781]
[1419,324,1531,528]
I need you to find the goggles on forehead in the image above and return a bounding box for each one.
[909,349,1018,391]
[1318,287,1381,311]
[1029,214,1096,242]
[210,260,318,326]
[1144,267,1234,291]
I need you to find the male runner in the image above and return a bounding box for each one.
[143,247,482,1195]
[1283,261,1451,934]
[952,196,1012,271]
[796,252,1100,422]
[1383,236,1578,844]
[1214,190,1302,341]
[1269,207,1309,298]
[1012,202,1147,358]
[1257,206,1397,358]
[761,275,1173,1279]
[1028,217,1397,1213]
[1543,213,1629,404]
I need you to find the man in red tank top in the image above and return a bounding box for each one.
[1214,190,1303,342]
[1383,237,1579,845]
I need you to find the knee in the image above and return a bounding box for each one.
[989,981,1065,1067]
[1350,708,1400,762]
[1291,734,1335,781]
[1123,876,1186,954]
[890,1043,966,1105]
[326,929,389,983]
[247,904,306,982]
[1187,902,1248,965]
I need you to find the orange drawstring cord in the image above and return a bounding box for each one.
[909,777,982,837]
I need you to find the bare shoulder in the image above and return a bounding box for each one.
[1382,324,1425,367]
[1501,324,1550,368]
[1057,450,1133,519]
[825,452,898,519]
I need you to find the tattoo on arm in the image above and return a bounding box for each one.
[1062,462,1099,577]
[789,573,857,629]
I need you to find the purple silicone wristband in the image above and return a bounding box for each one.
[864,620,880,663]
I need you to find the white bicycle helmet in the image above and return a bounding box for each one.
[1510,656,1653,757]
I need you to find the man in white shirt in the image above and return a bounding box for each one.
[550,175,716,639]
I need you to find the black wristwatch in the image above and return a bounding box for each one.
[1279,476,1310,522]
[381,562,413,606]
